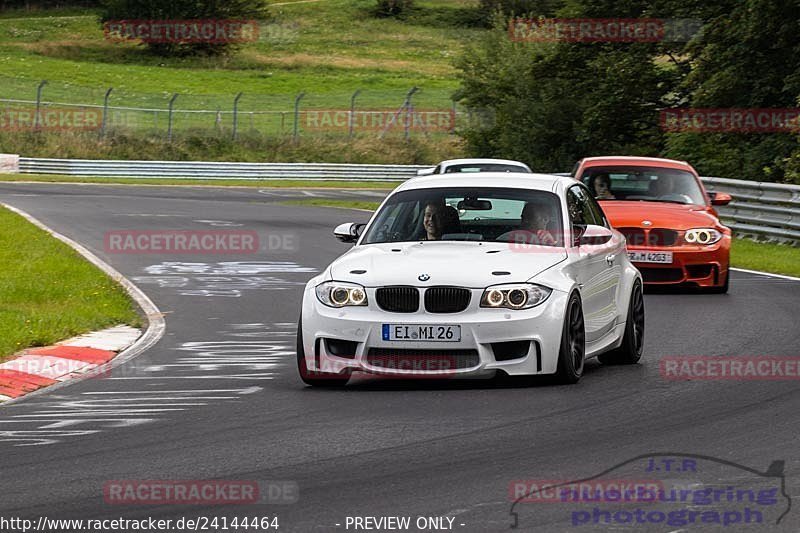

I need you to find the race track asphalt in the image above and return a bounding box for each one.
[0,182,798,532]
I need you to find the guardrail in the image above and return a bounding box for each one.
[6,156,799,244]
[15,157,427,181]
[701,177,800,244]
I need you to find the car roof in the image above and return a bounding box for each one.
[396,172,574,194]
[438,158,531,168]
[578,156,694,172]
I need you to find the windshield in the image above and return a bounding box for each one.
[580,166,706,205]
[361,187,564,246]
[444,163,530,173]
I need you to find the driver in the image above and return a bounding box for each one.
[422,202,444,240]
[590,173,616,200]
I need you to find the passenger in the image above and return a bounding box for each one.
[650,177,675,197]
[520,200,557,246]
[590,173,616,200]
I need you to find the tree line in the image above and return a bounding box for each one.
[455,0,800,182]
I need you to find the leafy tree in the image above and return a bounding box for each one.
[478,0,563,16]
[374,0,414,17]
[663,0,800,182]
[99,0,269,56]
[456,0,800,181]
[455,3,676,172]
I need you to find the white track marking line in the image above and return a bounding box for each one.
[84,388,262,394]
[731,267,800,282]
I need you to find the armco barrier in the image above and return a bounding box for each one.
[10,156,800,244]
[701,177,800,244]
[17,157,426,181]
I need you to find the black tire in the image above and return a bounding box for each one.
[297,317,350,387]
[706,268,730,294]
[599,280,644,365]
[555,292,585,384]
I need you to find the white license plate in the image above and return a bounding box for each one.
[628,251,673,264]
[382,324,461,342]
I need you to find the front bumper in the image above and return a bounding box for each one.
[627,237,730,287]
[300,286,569,378]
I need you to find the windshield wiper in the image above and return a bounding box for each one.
[622,198,688,205]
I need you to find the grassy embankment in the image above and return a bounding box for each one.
[0,206,141,361]
[0,0,480,163]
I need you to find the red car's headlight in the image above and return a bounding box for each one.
[684,228,722,245]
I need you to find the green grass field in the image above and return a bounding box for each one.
[0,206,141,361]
[0,1,479,160]
[730,238,800,278]
[284,198,382,210]
[0,1,475,110]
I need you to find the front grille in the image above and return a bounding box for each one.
[619,227,646,247]
[639,267,684,283]
[619,227,678,247]
[366,348,479,371]
[424,287,471,313]
[376,286,419,313]
[648,229,678,246]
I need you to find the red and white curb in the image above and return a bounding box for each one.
[0,325,141,402]
[0,202,166,406]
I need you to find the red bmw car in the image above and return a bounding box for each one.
[572,156,733,293]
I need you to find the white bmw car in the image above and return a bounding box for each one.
[416,158,532,176]
[297,173,644,386]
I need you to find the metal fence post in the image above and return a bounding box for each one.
[34,80,47,130]
[404,86,419,141]
[349,89,361,139]
[232,92,243,140]
[101,87,113,137]
[167,93,179,142]
[293,92,305,143]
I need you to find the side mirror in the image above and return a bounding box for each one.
[416,167,436,176]
[708,191,732,206]
[333,222,365,243]
[578,224,613,246]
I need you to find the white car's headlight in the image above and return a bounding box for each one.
[480,283,551,310]
[684,228,722,245]
[315,281,368,308]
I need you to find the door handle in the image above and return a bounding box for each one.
[605,254,616,266]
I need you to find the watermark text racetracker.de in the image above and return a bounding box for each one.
[103,479,298,505]
[301,109,456,134]
[509,18,703,43]
[104,230,298,255]
[661,108,800,133]
[103,19,260,44]
[1,108,101,131]
[509,479,664,503]
[660,356,800,381]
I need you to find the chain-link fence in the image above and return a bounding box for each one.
[0,76,495,141]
